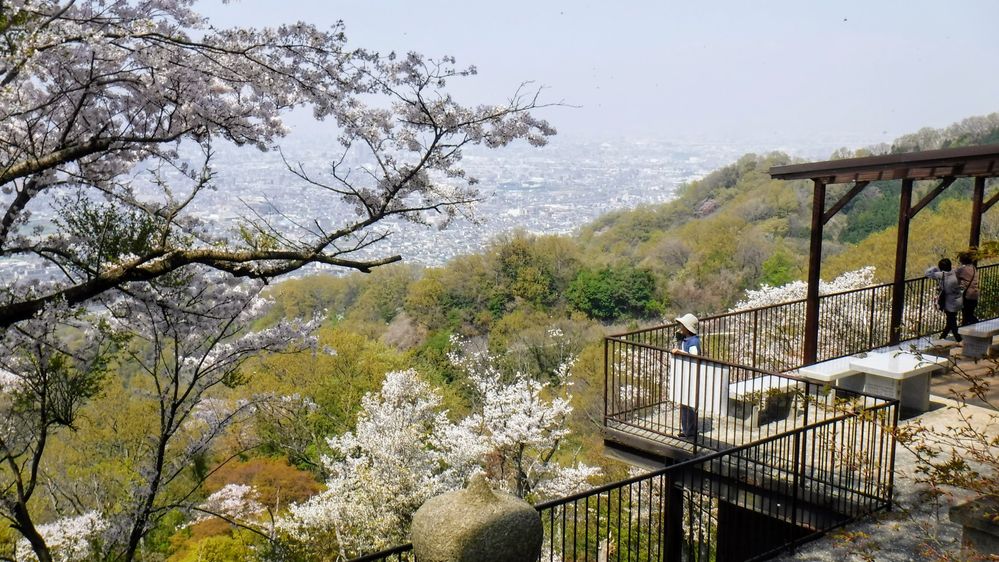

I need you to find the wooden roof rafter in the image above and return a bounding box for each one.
[770,143,999,184]
[768,143,999,366]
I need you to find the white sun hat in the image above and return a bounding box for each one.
[675,313,699,335]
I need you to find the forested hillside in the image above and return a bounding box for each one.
[5,110,998,561]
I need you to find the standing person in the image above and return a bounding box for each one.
[927,258,963,342]
[672,313,701,439]
[956,252,980,326]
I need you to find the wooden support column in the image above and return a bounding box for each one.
[803,179,826,365]
[889,179,914,345]
[971,176,986,248]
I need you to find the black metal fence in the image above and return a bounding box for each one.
[605,339,896,453]
[612,262,999,374]
[347,267,976,562]
[350,397,898,562]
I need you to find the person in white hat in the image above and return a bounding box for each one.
[672,313,700,438]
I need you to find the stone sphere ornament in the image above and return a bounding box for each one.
[411,474,543,562]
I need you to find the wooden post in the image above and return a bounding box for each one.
[971,176,986,248]
[803,179,825,366]
[889,179,914,345]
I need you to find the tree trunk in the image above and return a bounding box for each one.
[14,503,53,562]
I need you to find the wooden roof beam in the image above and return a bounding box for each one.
[822,181,869,224]
[983,182,999,213]
[909,176,956,218]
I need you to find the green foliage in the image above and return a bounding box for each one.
[262,274,364,323]
[403,231,581,334]
[566,266,661,320]
[245,326,409,468]
[839,188,898,244]
[493,230,580,309]
[169,528,264,562]
[825,199,999,281]
[760,249,800,287]
[347,265,420,324]
[55,195,159,272]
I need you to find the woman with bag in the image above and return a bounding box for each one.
[956,253,980,326]
[927,258,963,342]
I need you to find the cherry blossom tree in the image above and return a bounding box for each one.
[728,267,881,370]
[1,271,318,562]
[271,337,598,560]
[275,369,482,561]
[451,341,599,499]
[0,301,115,562]
[91,273,318,562]
[1,2,555,559]
[13,511,108,562]
[0,0,556,330]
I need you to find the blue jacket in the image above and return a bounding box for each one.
[682,335,701,355]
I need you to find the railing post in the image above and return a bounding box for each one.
[603,338,609,424]
[868,288,876,349]
[886,402,901,512]
[665,474,683,562]
[693,357,702,453]
[752,308,759,370]
[790,431,802,550]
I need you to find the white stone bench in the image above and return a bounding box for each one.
[849,351,948,412]
[795,356,866,394]
[958,319,999,359]
[727,375,802,427]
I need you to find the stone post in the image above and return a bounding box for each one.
[411,474,543,562]
[949,495,999,558]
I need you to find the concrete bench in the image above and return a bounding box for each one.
[958,319,999,359]
[849,351,948,413]
[727,375,802,427]
[796,356,866,395]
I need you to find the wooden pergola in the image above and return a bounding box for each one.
[770,144,999,365]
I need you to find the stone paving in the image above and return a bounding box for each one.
[773,348,999,561]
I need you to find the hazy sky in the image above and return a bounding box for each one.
[199,1,999,147]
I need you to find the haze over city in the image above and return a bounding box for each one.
[202,0,999,145]
[182,1,999,268]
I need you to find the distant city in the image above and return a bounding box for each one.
[11,135,851,283]
[190,134,847,274]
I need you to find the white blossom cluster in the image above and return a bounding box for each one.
[728,267,880,369]
[14,511,109,562]
[275,334,598,559]
[275,369,482,556]
[731,267,877,310]
[0,0,556,330]
[192,483,266,525]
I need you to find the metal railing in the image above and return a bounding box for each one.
[611,262,999,374]
[348,266,991,562]
[604,339,894,453]
[350,397,898,562]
